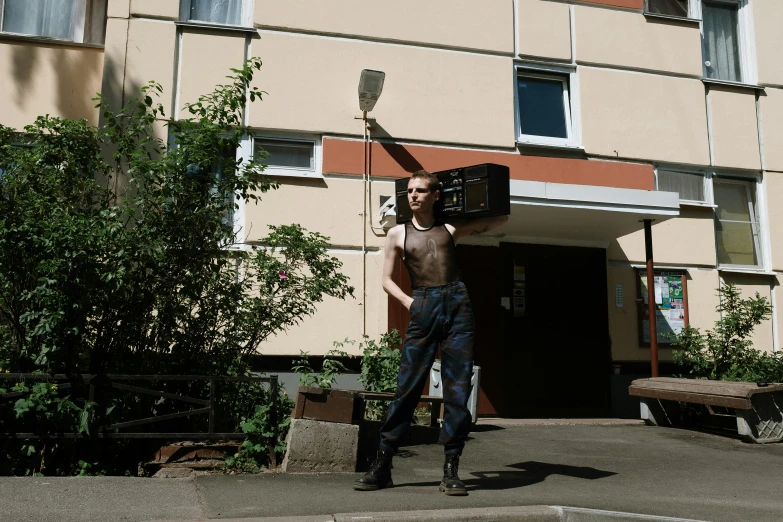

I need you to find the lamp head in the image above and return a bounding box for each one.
[358,69,385,112]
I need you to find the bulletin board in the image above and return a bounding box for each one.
[635,270,689,347]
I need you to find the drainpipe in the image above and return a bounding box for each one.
[644,219,659,377]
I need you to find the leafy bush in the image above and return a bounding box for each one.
[356,330,402,421]
[292,349,352,389]
[672,283,783,382]
[0,58,353,474]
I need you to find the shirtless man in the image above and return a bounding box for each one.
[354,169,508,496]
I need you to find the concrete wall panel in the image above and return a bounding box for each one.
[575,6,702,77]
[258,252,386,356]
[130,0,179,20]
[517,0,571,61]
[580,67,710,165]
[753,0,783,87]
[253,0,513,54]
[0,42,103,129]
[760,88,783,172]
[608,207,717,266]
[607,265,644,362]
[709,87,761,170]
[250,32,514,148]
[244,176,364,247]
[125,19,176,101]
[720,273,775,354]
[686,269,721,334]
[108,0,130,19]
[179,29,247,109]
[101,18,130,114]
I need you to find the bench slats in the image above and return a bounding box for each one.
[631,380,756,398]
[629,386,751,409]
[630,378,783,398]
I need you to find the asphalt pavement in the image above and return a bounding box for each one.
[1,421,782,522]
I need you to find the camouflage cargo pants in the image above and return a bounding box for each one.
[379,281,475,455]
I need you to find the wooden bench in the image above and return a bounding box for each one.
[629,377,783,443]
[293,386,444,427]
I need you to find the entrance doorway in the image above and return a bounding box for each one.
[499,243,611,418]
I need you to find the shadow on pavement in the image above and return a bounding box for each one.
[394,460,617,492]
[470,424,506,433]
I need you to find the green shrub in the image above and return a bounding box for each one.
[672,283,783,382]
[0,58,353,475]
[292,349,352,389]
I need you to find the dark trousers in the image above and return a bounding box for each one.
[379,281,475,455]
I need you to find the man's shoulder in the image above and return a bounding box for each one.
[388,223,405,237]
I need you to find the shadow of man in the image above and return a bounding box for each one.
[395,460,617,492]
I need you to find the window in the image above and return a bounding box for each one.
[645,0,756,84]
[713,177,761,267]
[646,0,690,17]
[656,169,707,204]
[0,0,106,44]
[701,1,743,82]
[253,136,320,178]
[515,66,579,148]
[181,0,246,26]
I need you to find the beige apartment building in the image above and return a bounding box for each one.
[1,0,782,417]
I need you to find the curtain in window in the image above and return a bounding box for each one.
[189,0,242,25]
[3,0,74,39]
[657,170,705,202]
[255,140,313,169]
[713,181,759,266]
[702,1,741,82]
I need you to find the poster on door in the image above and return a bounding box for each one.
[638,271,688,346]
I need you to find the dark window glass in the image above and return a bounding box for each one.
[517,76,569,139]
[647,0,689,17]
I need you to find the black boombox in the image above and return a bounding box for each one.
[395,163,510,223]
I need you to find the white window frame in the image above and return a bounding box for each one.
[179,0,253,28]
[712,172,765,270]
[654,166,714,207]
[696,0,757,85]
[252,133,322,179]
[0,0,106,44]
[514,63,581,149]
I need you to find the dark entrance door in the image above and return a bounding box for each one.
[500,243,611,417]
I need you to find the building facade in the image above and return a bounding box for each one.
[1,0,782,417]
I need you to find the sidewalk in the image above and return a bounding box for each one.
[1,421,781,522]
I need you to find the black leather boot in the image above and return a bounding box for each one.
[439,453,467,496]
[353,449,394,491]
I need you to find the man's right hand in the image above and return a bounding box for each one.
[405,297,415,311]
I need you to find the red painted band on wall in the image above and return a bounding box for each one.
[323,138,654,191]
[576,0,644,9]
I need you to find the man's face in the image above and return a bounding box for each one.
[407,178,439,214]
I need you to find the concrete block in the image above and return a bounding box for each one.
[334,506,560,522]
[282,418,359,473]
[640,398,679,427]
[736,392,783,443]
[559,506,710,521]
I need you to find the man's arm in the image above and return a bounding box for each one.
[450,215,509,242]
[381,225,414,310]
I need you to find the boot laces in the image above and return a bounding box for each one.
[369,452,392,474]
[444,456,460,479]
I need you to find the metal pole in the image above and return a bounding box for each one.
[644,219,659,378]
[208,378,215,434]
[269,375,279,468]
